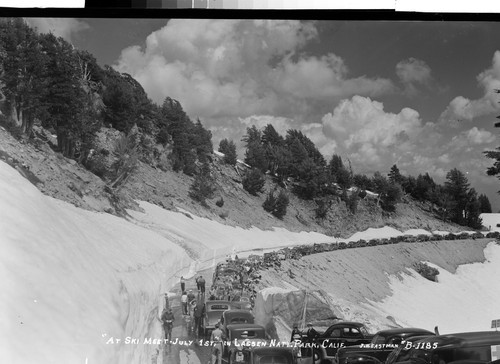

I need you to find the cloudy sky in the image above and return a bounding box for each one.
[25,18,500,210]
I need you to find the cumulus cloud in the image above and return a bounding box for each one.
[310,95,496,190]
[321,96,423,157]
[25,18,89,42]
[396,57,434,97]
[440,50,500,122]
[113,19,395,121]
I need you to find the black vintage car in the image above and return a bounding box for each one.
[301,321,374,362]
[220,309,256,338]
[250,346,297,364]
[224,323,268,364]
[335,328,435,364]
[203,300,236,339]
[387,331,500,364]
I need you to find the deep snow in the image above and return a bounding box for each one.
[1,161,499,364]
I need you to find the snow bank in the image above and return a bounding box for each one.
[367,242,500,334]
[0,162,191,364]
[404,229,432,236]
[127,201,335,269]
[480,213,500,232]
[346,226,402,241]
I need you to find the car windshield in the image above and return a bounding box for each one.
[359,326,370,336]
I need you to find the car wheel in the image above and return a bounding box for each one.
[313,350,322,364]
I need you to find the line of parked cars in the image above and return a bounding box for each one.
[204,261,500,364]
[299,321,500,364]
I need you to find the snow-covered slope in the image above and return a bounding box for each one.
[2,159,498,364]
[0,162,334,364]
[480,213,500,232]
[368,241,500,333]
[0,162,192,364]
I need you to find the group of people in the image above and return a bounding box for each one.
[179,276,207,337]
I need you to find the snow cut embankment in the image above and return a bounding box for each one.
[0,162,190,364]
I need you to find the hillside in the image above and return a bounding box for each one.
[2,152,498,364]
[0,125,465,238]
[255,238,498,338]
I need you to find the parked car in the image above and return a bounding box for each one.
[224,323,268,363]
[299,321,373,363]
[249,346,297,364]
[386,331,500,364]
[335,328,435,364]
[220,309,255,338]
[203,300,235,339]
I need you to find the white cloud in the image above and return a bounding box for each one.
[321,96,422,151]
[465,127,495,145]
[113,19,395,121]
[396,57,434,97]
[24,18,89,42]
[440,50,500,122]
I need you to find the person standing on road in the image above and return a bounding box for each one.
[290,323,302,342]
[211,323,224,364]
[180,276,185,292]
[199,275,206,294]
[181,291,188,315]
[193,300,206,337]
[160,308,175,341]
[196,275,201,291]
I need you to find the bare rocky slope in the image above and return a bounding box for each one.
[0,125,466,238]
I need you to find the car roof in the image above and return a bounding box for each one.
[223,309,254,317]
[328,321,366,328]
[415,331,500,348]
[377,328,435,336]
[227,323,266,332]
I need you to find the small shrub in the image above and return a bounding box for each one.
[346,191,359,214]
[262,189,289,219]
[85,150,108,178]
[315,198,331,219]
[414,262,439,282]
[216,197,224,207]
[219,210,229,219]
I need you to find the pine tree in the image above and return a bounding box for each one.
[274,189,290,219]
[218,138,237,165]
[380,183,403,212]
[242,168,265,195]
[242,126,267,171]
[444,168,470,225]
[388,164,403,184]
[262,189,289,219]
[190,118,212,163]
[262,124,284,148]
[465,188,483,229]
[478,194,492,213]
[0,18,48,134]
[189,162,216,206]
[262,190,277,213]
